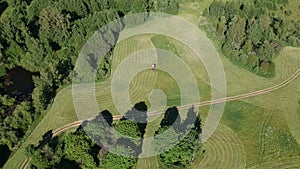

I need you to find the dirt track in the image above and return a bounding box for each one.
[20,68,300,169]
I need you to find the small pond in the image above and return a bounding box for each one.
[2,66,38,102]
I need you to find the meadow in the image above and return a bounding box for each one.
[4,0,300,169]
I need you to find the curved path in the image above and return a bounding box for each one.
[20,68,300,169]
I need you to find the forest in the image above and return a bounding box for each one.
[0,0,180,167]
[202,0,300,77]
[25,104,202,169]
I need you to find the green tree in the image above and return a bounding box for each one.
[154,126,180,152]
[30,148,55,169]
[155,0,179,15]
[26,0,49,21]
[0,95,15,115]
[257,41,274,61]
[64,130,93,163]
[155,107,202,169]
[224,16,246,51]
[104,145,137,169]
[32,76,54,111]
[113,119,142,146]
[10,101,33,134]
[247,20,264,46]
[38,6,71,43]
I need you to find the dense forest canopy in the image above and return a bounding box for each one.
[201,0,300,77]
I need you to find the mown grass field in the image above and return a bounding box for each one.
[4,0,300,168]
[5,28,300,169]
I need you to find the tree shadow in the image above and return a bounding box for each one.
[179,106,202,138]
[95,110,113,126]
[0,144,11,168]
[82,110,116,150]
[115,137,140,157]
[160,106,181,130]
[124,102,148,137]
[180,106,197,133]
[37,130,53,149]
[54,158,81,169]
[120,102,148,156]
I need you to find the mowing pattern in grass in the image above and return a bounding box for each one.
[221,101,300,168]
[136,156,159,169]
[248,156,300,169]
[192,124,246,169]
[5,4,300,168]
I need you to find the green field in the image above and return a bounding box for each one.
[4,1,300,169]
[18,37,300,169]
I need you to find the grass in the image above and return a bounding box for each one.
[4,33,205,168]
[221,101,300,168]
[273,0,300,21]
[192,122,246,169]
[6,32,300,169]
[4,1,300,168]
[249,156,300,169]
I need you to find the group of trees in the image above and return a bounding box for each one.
[202,0,300,77]
[26,103,202,169]
[26,128,98,169]
[0,0,180,164]
[1,101,34,149]
[154,107,202,169]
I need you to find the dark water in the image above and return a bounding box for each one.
[2,66,38,102]
[0,144,11,168]
[0,1,8,16]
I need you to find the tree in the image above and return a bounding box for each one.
[26,0,49,22]
[10,101,33,134]
[84,113,116,149]
[208,0,224,17]
[113,119,142,146]
[225,16,246,51]
[0,95,15,115]
[64,129,94,164]
[216,16,226,42]
[155,0,180,15]
[32,76,54,111]
[154,126,180,153]
[56,0,88,19]
[25,144,35,157]
[30,149,55,169]
[160,107,181,130]
[155,107,202,169]
[38,6,71,43]
[124,102,148,137]
[104,144,137,169]
[257,41,274,61]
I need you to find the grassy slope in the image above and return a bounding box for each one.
[222,101,300,168]
[5,27,300,169]
[179,0,300,168]
[4,0,300,168]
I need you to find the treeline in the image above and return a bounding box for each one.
[26,103,202,169]
[0,0,180,161]
[202,0,300,77]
